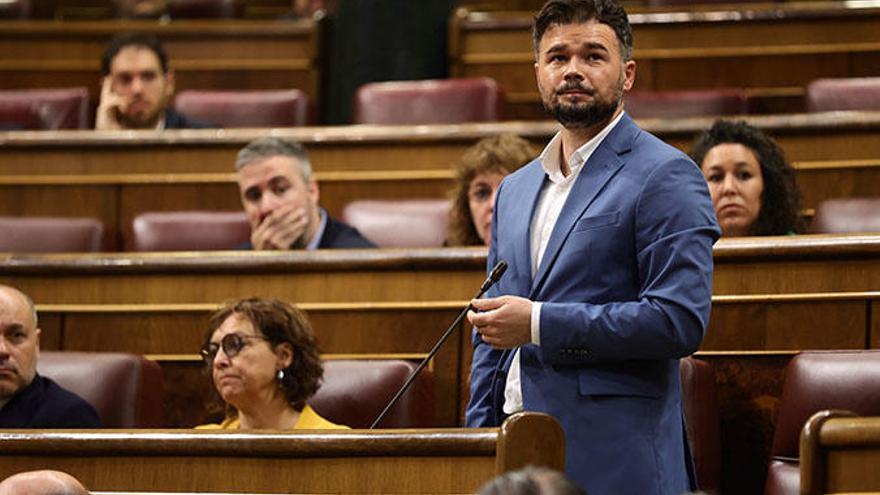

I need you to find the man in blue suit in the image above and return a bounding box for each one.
[465,1,720,494]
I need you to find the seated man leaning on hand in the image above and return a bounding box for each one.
[96,32,211,130]
[236,137,376,250]
[0,285,101,428]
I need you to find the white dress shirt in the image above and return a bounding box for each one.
[503,111,625,414]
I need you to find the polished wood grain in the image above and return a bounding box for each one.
[0,412,564,494]
[3,112,880,174]
[801,411,880,495]
[0,156,874,250]
[0,19,321,106]
[2,235,878,304]
[450,3,880,118]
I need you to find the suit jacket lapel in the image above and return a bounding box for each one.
[507,162,547,290]
[529,117,636,297]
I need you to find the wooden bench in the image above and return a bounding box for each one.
[450,3,880,118]
[0,412,565,494]
[801,411,880,495]
[0,19,321,107]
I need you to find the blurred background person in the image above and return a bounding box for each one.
[197,298,347,430]
[446,134,536,246]
[0,470,88,495]
[112,0,169,20]
[691,120,805,237]
[97,33,210,130]
[477,466,586,495]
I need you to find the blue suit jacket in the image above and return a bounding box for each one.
[465,114,720,495]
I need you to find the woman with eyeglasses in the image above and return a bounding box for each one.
[196,297,347,430]
[446,134,536,246]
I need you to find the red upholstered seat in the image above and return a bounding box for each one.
[680,357,722,493]
[169,0,241,18]
[625,89,748,119]
[341,199,450,248]
[764,350,880,495]
[0,0,31,18]
[806,77,880,112]
[38,352,166,427]
[353,78,504,125]
[310,359,434,428]
[174,89,311,127]
[0,87,90,130]
[129,211,251,251]
[812,198,880,234]
[0,216,104,253]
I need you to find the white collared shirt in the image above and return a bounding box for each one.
[305,208,329,250]
[503,111,625,414]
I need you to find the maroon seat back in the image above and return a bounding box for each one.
[812,198,880,234]
[806,77,880,112]
[310,359,434,428]
[353,78,504,125]
[341,199,450,248]
[625,89,748,119]
[129,211,251,251]
[680,357,722,493]
[0,216,103,253]
[0,0,31,18]
[174,89,311,127]
[169,0,241,18]
[765,350,880,495]
[38,351,166,427]
[0,87,90,130]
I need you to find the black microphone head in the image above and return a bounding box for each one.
[488,260,508,283]
[479,260,508,293]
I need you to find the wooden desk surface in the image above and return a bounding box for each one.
[3,112,879,171]
[0,413,565,494]
[0,114,877,247]
[450,2,880,117]
[0,19,321,103]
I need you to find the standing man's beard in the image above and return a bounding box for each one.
[543,78,624,129]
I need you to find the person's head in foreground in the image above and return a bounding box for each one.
[447,134,536,246]
[0,470,88,495]
[477,466,586,495]
[690,120,804,237]
[112,0,169,19]
[199,297,346,430]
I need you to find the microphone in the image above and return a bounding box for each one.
[369,260,508,429]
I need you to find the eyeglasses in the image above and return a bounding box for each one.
[200,333,267,366]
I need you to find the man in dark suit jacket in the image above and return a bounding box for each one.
[0,285,101,428]
[236,137,375,250]
[465,1,719,493]
[95,32,211,130]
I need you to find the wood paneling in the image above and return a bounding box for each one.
[0,413,565,494]
[450,4,880,117]
[0,19,321,106]
[0,113,877,249]
[801,413,880,495]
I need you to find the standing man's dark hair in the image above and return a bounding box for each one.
[465,0,719,494]
[532,0,633,62]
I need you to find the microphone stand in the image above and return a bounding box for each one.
[369,261,507,429]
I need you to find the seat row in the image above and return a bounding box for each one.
[37,348,880,495]
[3,196,878,253]
[3,76,880,130]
